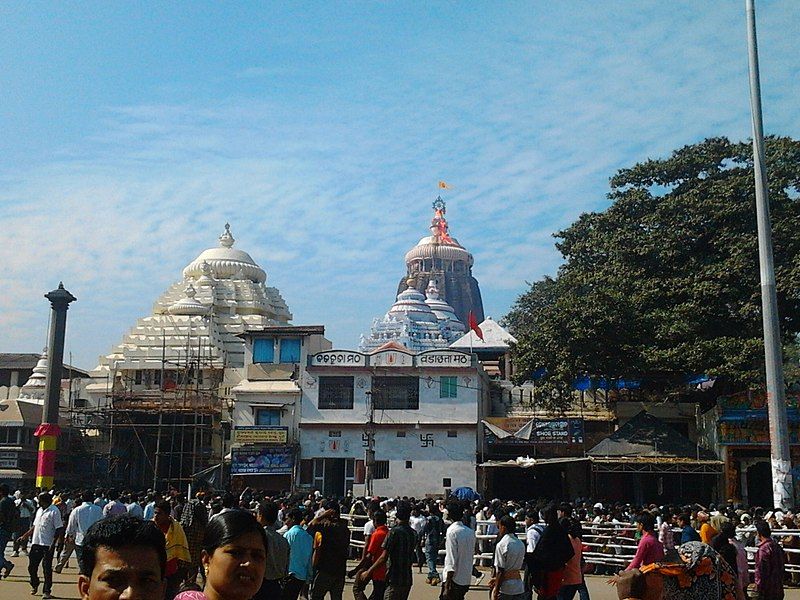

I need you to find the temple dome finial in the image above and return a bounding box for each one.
[219,223,235,248]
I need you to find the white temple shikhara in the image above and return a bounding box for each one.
[88,223,293,391]
[359,278,466,352]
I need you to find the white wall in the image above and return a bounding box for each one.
[301,371,480,425]
[300,426,477,496]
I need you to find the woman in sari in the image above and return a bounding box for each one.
[640,542,742,600]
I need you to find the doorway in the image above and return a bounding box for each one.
[747,461,772,507]
[312,458,355,497]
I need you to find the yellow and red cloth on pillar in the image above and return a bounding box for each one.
[35,423,60,489]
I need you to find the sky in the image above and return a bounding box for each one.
[1,1,798,370]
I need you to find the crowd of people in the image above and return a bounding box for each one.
[0,484,795,600]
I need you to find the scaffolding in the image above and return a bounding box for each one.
[67,339,228,491]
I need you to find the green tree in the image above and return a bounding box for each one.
[506,137,800,406]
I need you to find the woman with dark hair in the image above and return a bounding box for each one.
[526,503,574,600]
[556,519,585,600]
[709,524,739,576]
[175,509,268,600]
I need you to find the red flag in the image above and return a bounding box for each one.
[468,311,484,340]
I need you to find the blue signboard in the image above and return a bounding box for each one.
[231,445,294,475]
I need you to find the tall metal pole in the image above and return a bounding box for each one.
[364,390,375,497]
[746,0,793,508]
[36,283,76,489]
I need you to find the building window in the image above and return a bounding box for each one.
[328,431,341,438]
[318,377,355,409]
[253,338,275,363]
[443,478,452,487]
[153,369,161,386]
[396,431,406,438]
[440,376,458,398]
[134,370,142,385]
[279,338,301,363]
[255,408,280,426]
[373,460,390,479]
[0,428,18,445]
[372,377,419,410]
[447,430,458,438]
[405,460,413,469]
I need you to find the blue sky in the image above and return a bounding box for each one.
[1,1,798,369]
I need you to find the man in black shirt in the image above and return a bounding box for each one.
[308,500,351,600]
[362,501,416,600]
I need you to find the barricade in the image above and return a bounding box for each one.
[343,514,800,575]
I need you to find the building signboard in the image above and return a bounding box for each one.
[486,418,584,445]
[231,445,294,475]
[233,426,289,445]
[416,351,471,367]
[370,349,414,367]
[311,350,367,367]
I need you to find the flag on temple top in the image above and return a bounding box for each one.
[438,181,453,189]
[468,311,484,340]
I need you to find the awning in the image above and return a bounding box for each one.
[230,381,301,394]
[479,456,591,468]
[0,469,32,479]
[591,456,723,473]
[481,420,513,439]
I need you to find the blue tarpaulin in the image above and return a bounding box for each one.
[451,486,481,501]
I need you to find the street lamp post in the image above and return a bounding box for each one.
[36,282,76,490]
[745,0,793,508]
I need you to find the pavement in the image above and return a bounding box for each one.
[0,554,798,600]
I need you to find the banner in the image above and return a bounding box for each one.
[231,445,294,475]
[485,418,584,445]
[233,426,288,445]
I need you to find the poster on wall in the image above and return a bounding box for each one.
[231,445,294,475]
[233,426,288,444]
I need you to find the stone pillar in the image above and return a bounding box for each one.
[36,283,76,489]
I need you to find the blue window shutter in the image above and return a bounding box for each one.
[279,338,301,363]
[256,408,280,426]
[253,338,274,363]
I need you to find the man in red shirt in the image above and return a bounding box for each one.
[351,510,389,600]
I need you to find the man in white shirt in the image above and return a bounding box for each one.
[409,505,427,573]
[523,509,544,600]
[491,515,525,600]
[102,489,127,518]
[125,493,144,519]
[442,502,476,600]
[55,491,102,575]
[24,492,63,599]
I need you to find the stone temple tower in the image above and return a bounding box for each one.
[397,198,484,326]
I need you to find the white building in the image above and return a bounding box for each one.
[230,325,331,492]
[299,344,489,497]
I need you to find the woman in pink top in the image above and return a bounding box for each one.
[557,519,585,600]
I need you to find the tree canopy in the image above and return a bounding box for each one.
[505,136,800,404]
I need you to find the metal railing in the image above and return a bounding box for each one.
[342,514,800,575]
